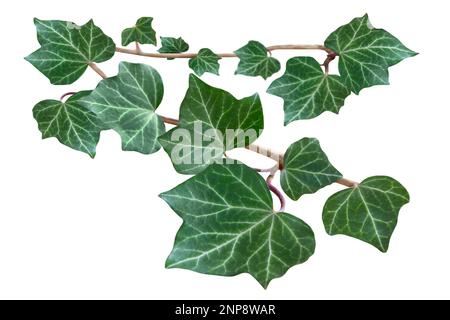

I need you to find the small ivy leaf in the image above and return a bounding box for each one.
[33,91,102,158]
[267,57,351,125]
[281,138,342,201]
[25,19,115,85]
[158,36,189,59]
[160,163,315,288]
[188,48,221,76]
[323,176,410,252]
[80,62,165,154]
[234,41,280,79]
[325,14,417,94]
[121,17,157,46]
[158,75,264,174]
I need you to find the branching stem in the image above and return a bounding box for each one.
[89,62,108,79]
[86,61,359,190]
[322,52,338,74]
[115,44,335,59]
[245,144,284,169]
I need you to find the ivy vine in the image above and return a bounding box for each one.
[26,14,416,288]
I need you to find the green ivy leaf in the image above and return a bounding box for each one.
[323,176,409,252]
[121,17,157,46]
[188,48,221,76]
[160,163,315,288]
[281,138,342,200]
[158,36,189,59]
[80,62,165,154]
[325,14,417,94]
[234,41,280,79]
[33,91,102,158]
[25,19,115,85]
[159,75,263,174]
[267,57,351,125]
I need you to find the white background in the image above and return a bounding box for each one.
[0,0,448,299]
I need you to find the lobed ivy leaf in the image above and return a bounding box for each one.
[234,41,280,79]
[25,19,115,85]
[267,57,351,125]
[325,14,417,94]
[188,48,221,76]
[122,17,157,46]
[158,36,189,59]
[323,176,409,252]
[158,75,264,174]
[80,62,165,154]
[160,163,315,288]
[281,138,342,200]
[33,91,103,158]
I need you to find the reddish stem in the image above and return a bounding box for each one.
[323,52,337,74]
[267,175,286,212]
[159,115,179,125]
[60,92,76,101]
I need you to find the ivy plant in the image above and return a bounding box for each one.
[26,14,416,288]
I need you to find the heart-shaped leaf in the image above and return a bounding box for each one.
[325,14,417,94]
[323,176,409,252]
[33,91,103,157]
[159,75,263,174]
[80,62,165,154]
[189,48,221,76]
[160,163,315,288]
[281,138,342,200]
[122,17,157,46]
[158,36,189,59]
[25,19,115,85]
[234,41,280,79]
[268,57,351,124]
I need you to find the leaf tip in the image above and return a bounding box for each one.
[164,258,173,269]
[379,246,389,253]
[283,116,293,126]
[188,72,202,85]
[260,282,270,290]
[33,17,42,26]
[158,191,169,202]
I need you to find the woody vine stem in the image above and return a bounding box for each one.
[27,15,416,286]
[85,43,358,210]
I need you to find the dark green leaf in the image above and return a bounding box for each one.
[121,17,157,46]
[281,138,342,200]
[158,75,263,174]
[25,19,115,85]
[267,57,350,125]
[160,163,315,288]
[80,62,165,154]
[188,48,221,76]
[158,36,189,59]
[33,91,102,157]
[323,176,409,252]
[325,14,417,94]
[234,41,280,79]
